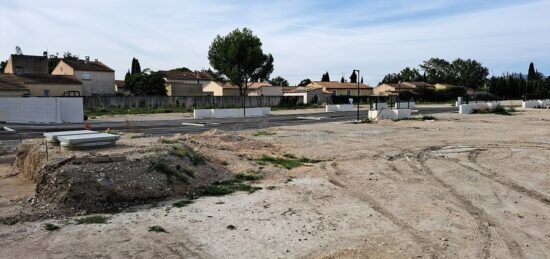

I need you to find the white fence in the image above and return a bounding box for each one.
[194,107,271,119]
[0,97,84,124]
[523,99,550,109]
[325,104,355,112]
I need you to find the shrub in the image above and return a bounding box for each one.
[76,215,109,224]
[148,226,168,233]
[203,180,262,196]
[258,155,321,170]
[235,171,264,181]
[173,200,194,208]
[44,223,61,231]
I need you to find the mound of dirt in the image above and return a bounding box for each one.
[14,143,47,182]
[32,144,231,214]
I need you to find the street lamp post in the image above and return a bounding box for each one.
[397,80,402,109]
[353,69,360,122]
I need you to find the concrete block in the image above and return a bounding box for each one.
[392,109,412,120]
[44,130,97,143]
[325,104,355,112]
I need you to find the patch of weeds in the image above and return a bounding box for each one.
[76,215,109,224]
[258,154,320,170]
[130,134,149,139]
[44,223,60,231]
[203,179,262,196]
[173,199,194,208]
[160,138,178,144]
[187,148,205,166]
[266,186,277,190]
[148,226,168,233]
[1,218,18,225]
[182,167,195,178]
[473,105,514,116]
[170,145,187,158]
[235,171,264,181]
[253,131,276,137]
[419,115,436,121]
[221,161,230,166]
[151,157,187,184]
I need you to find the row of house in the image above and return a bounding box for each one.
[0,52,463,101]
[0,52,115,97]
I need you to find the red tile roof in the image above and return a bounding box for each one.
[160,70,214,81]
[0,74,28,91]
[284,86,323,93]
[312,81,372,89]
[62,59,114,72]
[0,74,81,92]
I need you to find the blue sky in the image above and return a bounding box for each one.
[1,0,549,85]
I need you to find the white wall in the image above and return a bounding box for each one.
[368,109,411,121]
[522,99,550,109]
[194,107,271,119]
[326,104,355,112]
[459,102,499,114]
[0,97,84,124]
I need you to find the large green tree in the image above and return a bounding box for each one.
[419,58,455,84]
[208,28,274,98]
[131,58,141,75]
[125,71,167,96]
[298,79,312,86]
[451,58,489,88]
[379,67,422,85]
[269,76,289,87]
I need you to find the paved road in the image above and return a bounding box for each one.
[1,106,456,141]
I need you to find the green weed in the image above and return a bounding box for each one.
[76,215,109,224]
[258,155,320,169]
[44,223,61,231]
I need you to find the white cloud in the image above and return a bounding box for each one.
[1,0,549,85]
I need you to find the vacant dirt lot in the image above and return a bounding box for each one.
[1,109,550,258]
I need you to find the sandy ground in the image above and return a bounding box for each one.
[1,109,550,258]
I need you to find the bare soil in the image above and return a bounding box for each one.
[1,109,550,258]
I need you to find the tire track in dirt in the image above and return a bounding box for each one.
[412,148,524,259]
[462,149,550,207]
[458,162,550,207]
[326,162,443,257]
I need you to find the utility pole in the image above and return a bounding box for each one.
[353,69,360,121]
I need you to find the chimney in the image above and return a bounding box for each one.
[43,51,48,57]
[85,56,90,63]
[94,59,98,62]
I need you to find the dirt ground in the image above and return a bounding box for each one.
[1,109,550,259]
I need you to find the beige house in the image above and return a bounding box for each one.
[0,74,82,97]
[160,70,213,96]
[283,85,328,104]
[308,81,373,96]
[52,57,115,96]
[435,83,465,90]
[374,82,436,96]
[1,53,82,96]
[202,81,240,96]
[3,53,49,75]
[374,83,415,95]
[246,82,283,96]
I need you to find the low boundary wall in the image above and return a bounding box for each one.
[194,107,271,119]
[523,99,550,109]
[84,96,302,110]
[326,104,355,112]
[0,97,84,124]
[459,102,499,114]
[368,109,411,121]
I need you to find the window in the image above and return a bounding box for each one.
[43,90,50,97]
[347,89,351,96]
[15,67,23,74]
[82,72,92,80]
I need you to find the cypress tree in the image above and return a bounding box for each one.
[340,76,345,83]
[528,62,536,81]
[131,58,142,75]
[350,71,357,83]
[361,77,364,84]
